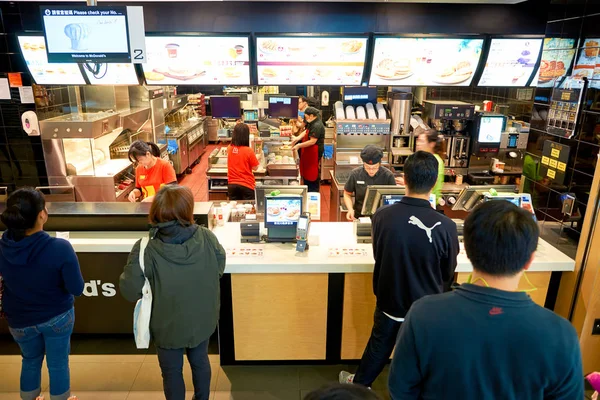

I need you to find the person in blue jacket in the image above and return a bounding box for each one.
[0,188,84,400]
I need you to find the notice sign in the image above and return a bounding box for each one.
[40,6,131,63]
[547,85,583,139]
[539,140,570,185]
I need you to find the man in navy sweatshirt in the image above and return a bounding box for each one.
[388,200,583,400]
[340,151,460,387]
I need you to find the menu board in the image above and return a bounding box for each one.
[18,36,86,85]
[532,38,577,88]
[547,86,583,139]
[40,6,131,63]
[82,63,139,85]
[369,38,484,86]
[478,38,543,87]
[142,36,251,85]
[256,36,368,85]
[570,38,600,89]
[539,140,571,185]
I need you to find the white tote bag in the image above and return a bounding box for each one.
[133,237,152,349]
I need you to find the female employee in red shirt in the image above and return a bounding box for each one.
[227,123,260,200]
[292,107,325,193]
[127,141,177,203]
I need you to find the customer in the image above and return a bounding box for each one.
[120,185,226,400]
[292,107,325,193]
[304,384,381,400]
[227,122,260,200]
[344,145,396,220]
[340,151,459,387]
[388,200,583,400]
[0,188,83,400]
[128,140,177,203]
[415,129,445,200]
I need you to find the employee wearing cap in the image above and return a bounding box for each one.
[292,107,325,193]
[344,145,396,220]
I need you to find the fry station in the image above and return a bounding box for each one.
[2,0,593,368]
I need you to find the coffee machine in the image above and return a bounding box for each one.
[422,101,475,172]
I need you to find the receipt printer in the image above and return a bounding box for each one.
[240,220,260,243]
[295,212,311,252]
[354,218,372,244]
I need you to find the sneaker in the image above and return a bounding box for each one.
[339,370,355,384]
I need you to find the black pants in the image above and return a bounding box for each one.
[354,307,403,387]
[228,184,255,200]
[304,179,320,193]
[156,339,211,400]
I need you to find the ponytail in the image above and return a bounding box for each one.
[128,140,160,162]
[1,188,46,241]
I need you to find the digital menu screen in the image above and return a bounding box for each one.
[18,36,86,85]
[82,63,139,85]
[40,6,131,63]
[142,36,250,85]
[478,38,543,87]
[265,198,302,226]
[369,38,484,86]
[256,36,368,85]
[570,38,600,89]
[531,38,576,88]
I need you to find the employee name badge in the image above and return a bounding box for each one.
[357,180,365,185]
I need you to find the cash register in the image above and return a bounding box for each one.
[264,195,303,243]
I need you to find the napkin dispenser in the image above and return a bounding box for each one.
[240,220,260,243]
[354,218,372,244]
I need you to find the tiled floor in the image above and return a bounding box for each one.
[0,354,391,400]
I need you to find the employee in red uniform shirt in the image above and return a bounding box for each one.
[128,141,177,203]
[292,107,325,193]
[227,123,260,200]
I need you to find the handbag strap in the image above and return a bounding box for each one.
[138,237,150,276]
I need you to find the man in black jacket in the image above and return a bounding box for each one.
[340,151,459,388]
[388,201,583,400]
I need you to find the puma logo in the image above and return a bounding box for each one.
[408,216,441,243]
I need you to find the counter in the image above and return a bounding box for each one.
[0,220,573,365]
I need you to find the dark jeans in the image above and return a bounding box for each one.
[228,184,255,201]
[9,308,75,400]
[157,339,211,400]
[304,179,320,193]
[354,307,402,387]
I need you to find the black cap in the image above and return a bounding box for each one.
[304,107,320,117]
[360,145,384,165]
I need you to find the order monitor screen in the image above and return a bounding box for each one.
[265,197,302,227]
[478,116,505,143]
[484,195,521,207]
[382,195,403,206]
[210,96,241,119]
[268,96,299,118]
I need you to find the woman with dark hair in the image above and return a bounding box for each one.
[415,128,445,200]
[292,107,325,193]
[0,188,83,400]
[127,140,177,203]
[227,123,260,200]
[120,185,226,400]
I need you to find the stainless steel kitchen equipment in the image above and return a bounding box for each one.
[129,86,168,157]
[388,91,414,169]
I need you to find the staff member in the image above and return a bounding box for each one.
[292,107,325,193]
[292,96,310,137]
[227,123,260,200]
[128,141,177,203]
[344,145,396,220]
[415,129,445,200]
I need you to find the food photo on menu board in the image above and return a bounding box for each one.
[142,36,251,85]
[478,38,543,87]
[534,38,577,88]
[369,38,484,86]
[18,36,86,85]
[82,63,139,85]
[569,38,600,89]
[266,198,301,226]
[256,36,368,85]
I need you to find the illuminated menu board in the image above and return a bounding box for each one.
[255,36,368,85]
[18,36,86,85]
[142,36,251,85]
[478,38,543,87]
[530,38,576,88]
[82,63,139,85]
[369,38,484,86]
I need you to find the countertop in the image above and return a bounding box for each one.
[51,222,574,274]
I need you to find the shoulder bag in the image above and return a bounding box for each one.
[133,237,152,349]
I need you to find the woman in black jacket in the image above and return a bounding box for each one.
[120,185,226,400]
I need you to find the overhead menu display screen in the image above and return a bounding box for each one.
[82,63,139,85]
[478,38,543,87]
[531,38,576,88]
[40,6,131,63]
[142,36,251,85]
[369,38,484,86]
[255,36,368,85]
[18,36,86,85]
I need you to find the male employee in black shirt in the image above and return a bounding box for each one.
[340,151,459,388]
[389,201,583,400]
[344,145,396,220]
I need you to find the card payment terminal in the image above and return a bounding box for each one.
[296,212,311,252]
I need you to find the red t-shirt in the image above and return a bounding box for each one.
[135,158,177,198]
[227,145,259,190]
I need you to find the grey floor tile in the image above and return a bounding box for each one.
[216,366,300,391]
[213,391,300,400]
[298,365,348,390]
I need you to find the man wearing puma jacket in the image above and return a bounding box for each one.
[340,151,459,388]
